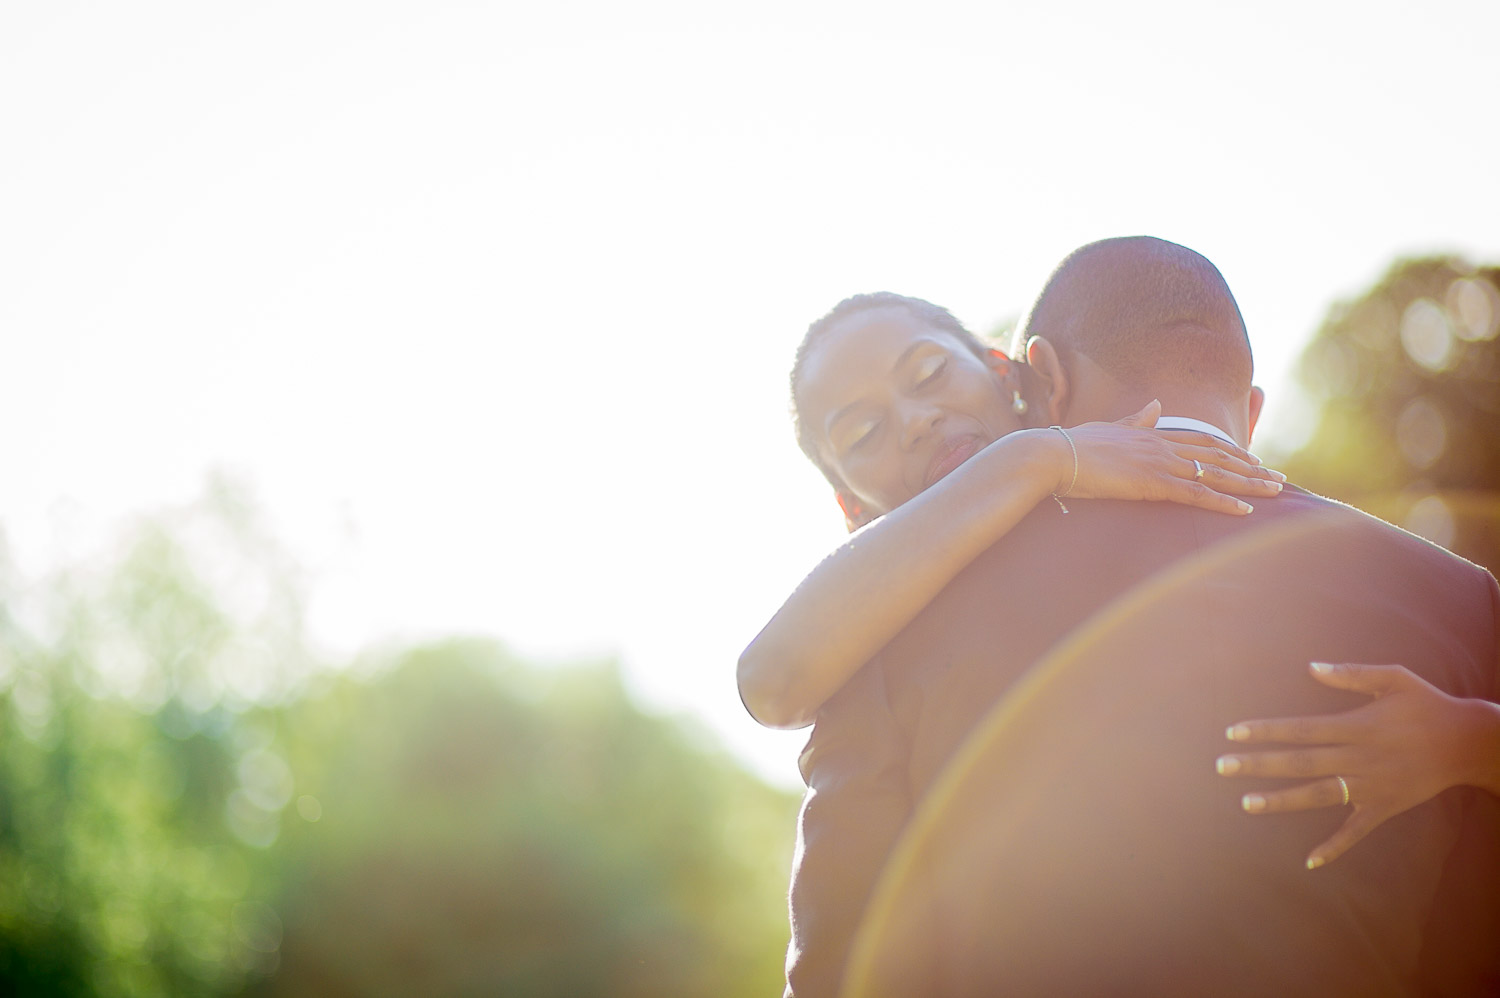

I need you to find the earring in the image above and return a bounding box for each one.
[1012,390,1029,415]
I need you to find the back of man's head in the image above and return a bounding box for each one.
[1016,236,1253,401]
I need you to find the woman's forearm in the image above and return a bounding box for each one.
[1453,696,1500,798]
[737,429,1067,729]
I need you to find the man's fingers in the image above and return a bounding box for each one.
[1217,746,1348,780]
[1306,661,1407,697]
[1306,809,1382,869]
[1237,776,1349,815]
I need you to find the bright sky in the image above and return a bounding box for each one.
[4,0,1498,788]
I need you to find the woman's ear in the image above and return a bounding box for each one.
[836,492,873,533]
[1024,336,1070,426]
[987,347,1034,420]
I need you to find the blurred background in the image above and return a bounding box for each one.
[2,1,1497,994]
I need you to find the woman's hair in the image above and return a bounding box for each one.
[789,291,1033,495]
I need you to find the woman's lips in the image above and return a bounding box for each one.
[923,436,983,491]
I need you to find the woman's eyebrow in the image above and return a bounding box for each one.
[826,399,866,435]
[893,338,935,373]
[825,339,939,432]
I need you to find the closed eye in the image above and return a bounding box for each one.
[845,418,879,452]
[914,353,946,386]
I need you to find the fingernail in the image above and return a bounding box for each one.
[1226,724,1250,741]
[1263,480,1283,493]
[1267,468,1287,482]
[1311,662,1334,675]
[1236,500,1253,514]
[1242,794,1266,812]
[1216,756,1241,776]
[1306,856,1325,870]
[1247,451,1262,464]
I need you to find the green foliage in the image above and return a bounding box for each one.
[264,642,796,998]
[0,489,286,998]
[1268,257,1500,572]
[0,488,798,998]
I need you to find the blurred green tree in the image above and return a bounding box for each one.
[261,640,797,998]
[0,480,302,997]
[0,481,798,997]
[1266,256,1500,573]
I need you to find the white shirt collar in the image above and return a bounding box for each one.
[1154,416,1237,447]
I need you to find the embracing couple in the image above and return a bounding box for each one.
[739,237,1500,996]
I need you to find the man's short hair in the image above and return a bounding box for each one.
[790,292,992,491]
[1014,237,1253,397]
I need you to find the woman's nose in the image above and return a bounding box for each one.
[898,402,942,450]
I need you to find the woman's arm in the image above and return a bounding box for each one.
[738,401,1285,729]
[1216,661,1500,868]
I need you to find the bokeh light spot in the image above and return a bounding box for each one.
[1395,397,1447,470]
[1446,277,1500,342]
[1404,494,1456,549]
[226,789,281,848]
[238,748,294,812]
[1399,298,1456,371]
[296,794,322,822]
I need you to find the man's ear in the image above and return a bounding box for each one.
[1024,336,1070,425]
[1247,385,1266,443]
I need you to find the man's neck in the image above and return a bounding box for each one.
[1057,355,1253,447]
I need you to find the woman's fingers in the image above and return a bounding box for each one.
[1154,429,1262,467]
[1217,661,1465,870]
[1225,663,1408,744]
[1224,709,1367,745]
[1238,780,1387,869]
[1161,476,1256,515]
[1159,455,1283,513]
[1306,809,1384,869]
[1116,398,1163,428]
[1236,775,1350,814]
[1305,661,1411,697]
[1217,746,1350,780]
[1182,458,1285,499]
[1176,443,1286,485]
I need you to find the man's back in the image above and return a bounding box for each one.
[791,487,1499,996]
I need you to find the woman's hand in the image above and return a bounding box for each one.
[1062,400,1285,515]
[1215,662,1500,868]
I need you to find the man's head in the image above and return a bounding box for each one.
[791,292,1031,524]
[1016,237,1263,444]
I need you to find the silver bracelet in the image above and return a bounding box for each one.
[1050,425,1078,514]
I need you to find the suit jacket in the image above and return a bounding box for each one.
[784,486,1500,998]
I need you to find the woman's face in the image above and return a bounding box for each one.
[797,306,1024,518]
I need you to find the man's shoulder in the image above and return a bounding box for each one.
[1268,485,1496,586]
[878,483,1496,688]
